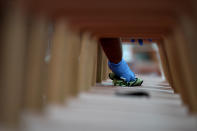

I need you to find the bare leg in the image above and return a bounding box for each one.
[100,38,136,82]
[99,38,143,86]
[100,38,122,64]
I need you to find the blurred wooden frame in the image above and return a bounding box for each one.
[0,5,27,126]
[1,0,197,130]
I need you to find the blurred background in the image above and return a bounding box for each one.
[122,41,162,77]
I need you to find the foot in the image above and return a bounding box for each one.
[109,72,143,87]
[108,59,136,82]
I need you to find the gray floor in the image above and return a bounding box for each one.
[21,75,197,131]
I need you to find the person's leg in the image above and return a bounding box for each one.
[100,38,136,82]
[100,38,122,64]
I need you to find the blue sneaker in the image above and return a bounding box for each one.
[108,59,136,82]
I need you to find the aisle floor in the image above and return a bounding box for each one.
[22,75,197,131]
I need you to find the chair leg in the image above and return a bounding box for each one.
[63,29,81,97]
[163,34,191,108]
[173,19,197,112]
[46,20,68,105]
[102,52,109,81]
[91,39,98,86]
[0,6,27,126]
[96,43,104,83]
[23,16,49,112]
[78,33,98,91]
[157,41,176,92]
